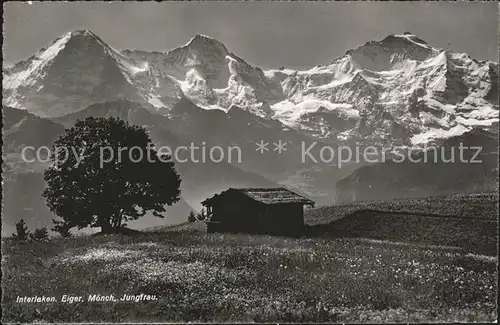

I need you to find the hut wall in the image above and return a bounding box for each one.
[206,194,305,235]
[262,203,304,235]
[207,193,264,233]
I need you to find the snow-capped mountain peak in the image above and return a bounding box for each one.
[183,34,229,53]
[3,28,118,93]
[344,33,439,72]
[3,31,498,147]
[3,29,184,117]
[259,33,498,146]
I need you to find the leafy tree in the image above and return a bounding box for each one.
[197,208,207,221]
[187,211,197,223]
[52,220,72,238]
[30,227,49,242]
[43,117,181,234]
[12,219,30,241]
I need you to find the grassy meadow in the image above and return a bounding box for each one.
[306,193,499,225]
[306,194,499,256]
[2,218,498,323]
[2,194,498,322]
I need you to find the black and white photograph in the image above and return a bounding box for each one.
[1,1,498,323]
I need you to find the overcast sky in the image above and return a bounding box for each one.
[3,2,498,69]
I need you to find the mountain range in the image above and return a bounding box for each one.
[2,30,498,234]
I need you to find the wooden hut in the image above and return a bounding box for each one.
[202,188,314,236]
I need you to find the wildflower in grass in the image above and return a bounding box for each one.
[55,248,140,264]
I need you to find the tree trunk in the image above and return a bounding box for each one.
[111,214,122,230]
[101,221,113,234]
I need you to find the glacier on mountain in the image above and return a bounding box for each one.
[3,31,498,147]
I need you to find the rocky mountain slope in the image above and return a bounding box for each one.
[336,129,498,202]
[2,103,277,235]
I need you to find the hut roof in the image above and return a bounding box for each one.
[202,188,315,206]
